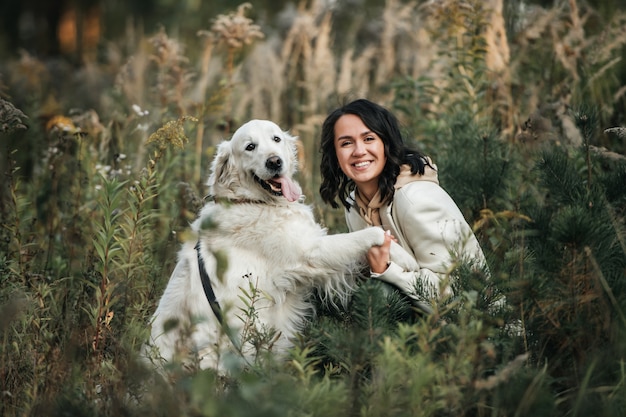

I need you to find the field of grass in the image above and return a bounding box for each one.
[1,1,626,416]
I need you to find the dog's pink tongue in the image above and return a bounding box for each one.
[276,177,302,202]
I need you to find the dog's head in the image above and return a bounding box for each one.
[207,120,302,203]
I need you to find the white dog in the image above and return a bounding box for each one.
[145,119,389,373]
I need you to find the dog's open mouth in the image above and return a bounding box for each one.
[254,174,302,202]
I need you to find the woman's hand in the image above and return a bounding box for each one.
[368,230,395,274]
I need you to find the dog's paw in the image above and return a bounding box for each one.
[364,226,386,246]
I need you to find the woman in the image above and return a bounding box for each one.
[319,99,487,311]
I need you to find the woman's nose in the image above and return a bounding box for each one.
[352,140,366,155]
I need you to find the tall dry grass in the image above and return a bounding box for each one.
[1,1,626,416]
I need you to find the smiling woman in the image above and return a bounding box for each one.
[333,113,387,200]
[319,99,490,311]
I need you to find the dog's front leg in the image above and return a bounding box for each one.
[305,227,385,270]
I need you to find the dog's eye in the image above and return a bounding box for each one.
[273,136,281,143]
[246,143,256,151]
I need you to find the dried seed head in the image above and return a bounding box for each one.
[209,3,264,50]
[0,98,28,133]
[149,26,188,67]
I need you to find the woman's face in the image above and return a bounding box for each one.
[333,114,386,198]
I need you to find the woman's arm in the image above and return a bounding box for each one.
[396,181,484,272]
[371,181,486,303]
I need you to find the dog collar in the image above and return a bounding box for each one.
[211,196,266,205]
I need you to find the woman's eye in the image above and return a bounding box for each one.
[365,136,376,142]
[273,136,281,143]
[246,143,256,151]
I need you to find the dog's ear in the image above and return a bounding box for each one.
[207,140,236,194]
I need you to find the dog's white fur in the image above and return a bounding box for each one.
[145,119,387,372]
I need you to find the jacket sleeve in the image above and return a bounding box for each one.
[370,261,440,313]
[372,181,486,303]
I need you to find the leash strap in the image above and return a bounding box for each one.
[194,241,223,324]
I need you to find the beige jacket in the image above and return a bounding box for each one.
[345,180,487,310]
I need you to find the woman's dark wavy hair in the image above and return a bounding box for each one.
[319,98,430,210]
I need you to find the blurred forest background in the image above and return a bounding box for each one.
[1,0,626,416]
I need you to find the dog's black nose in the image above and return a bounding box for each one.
[266,156,283,172]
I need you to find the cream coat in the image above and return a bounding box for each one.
[345,180,487,311]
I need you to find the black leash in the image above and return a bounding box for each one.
[194,241,253,368]
[194,241,223,324]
